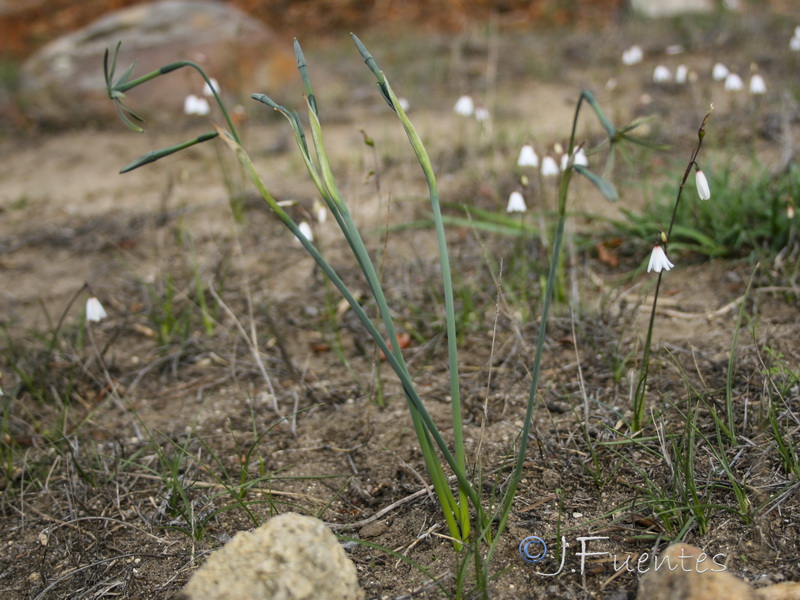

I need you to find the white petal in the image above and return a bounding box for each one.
[749,74,766,95]
[712,63,730,81]
[647,246,674,273]
[86,297,107,322]
[313,199,327,224]
[474,106,490,121]
[573,147,589,167]
[675,65,689,84]
[622,45,643,66]
[791,36,800,52]
[184,94,200,115]
[517,145,539,168]
[724,73,744,91]
[397,97,410,111]
[296,221,313,242]
[453,95,475,116]
[695,169,711,200]
[653,65,672,83]
[202,78,220,96]
[541,156,559,177]
[194,97,210,115]
[506,191,527,213]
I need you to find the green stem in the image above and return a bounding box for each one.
[217,127,485,526]
[490,90,602,563]
[382,77,472,542]
[633,109,711,431]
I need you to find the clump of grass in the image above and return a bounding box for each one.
[102,32,642,595]
[618,160,799,262]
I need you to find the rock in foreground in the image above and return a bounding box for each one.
[178,512,364,600]
[637,543,800,600]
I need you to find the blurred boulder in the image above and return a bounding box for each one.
[178,512,364,600]
[637,544,800,600]
[18,0,294,128]
[630,0,714,17]
[637,543,754,600]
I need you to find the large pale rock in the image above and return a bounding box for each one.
[756,582,800,600]
[630,0,714,17]
[19,0,294,128]
[178,512,365,600]
[637,543,756,600]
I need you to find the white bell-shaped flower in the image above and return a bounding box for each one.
[712,63,730,81]
[86,297,108,322]
[453,95,475,117]
[541,156,559,177]
[517,145,539,168]
[647,245,674,273]
[621,45,643,66]
[724,73,744,92]
[506,191,527,213]
[652,65,672,83]
[749,74,766,95]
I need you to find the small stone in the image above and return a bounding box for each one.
[178,512,364,600]
[359,520,389,539]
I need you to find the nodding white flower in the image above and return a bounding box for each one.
[573,147,589,167]
[749,74,767,95]
[647,245,674,273]
[506,191,527,213]
[453,95,475,117]
[202,78,219,96]
[724,72,744,92]
[313,199,327,224]
[86,297,107,322]
[517,145,539,168]
[653,65,672,83]
[296,221,313,243]
[791,34,800,52]
[559,147,588,171]
[712,63,730,81]
[675,64,689,84]
[184,94,210,115]
[183,94,199,114]
[541,156,560,177]
[474,105,490,121]
[695,168,711,200]
[622,45,643,66]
